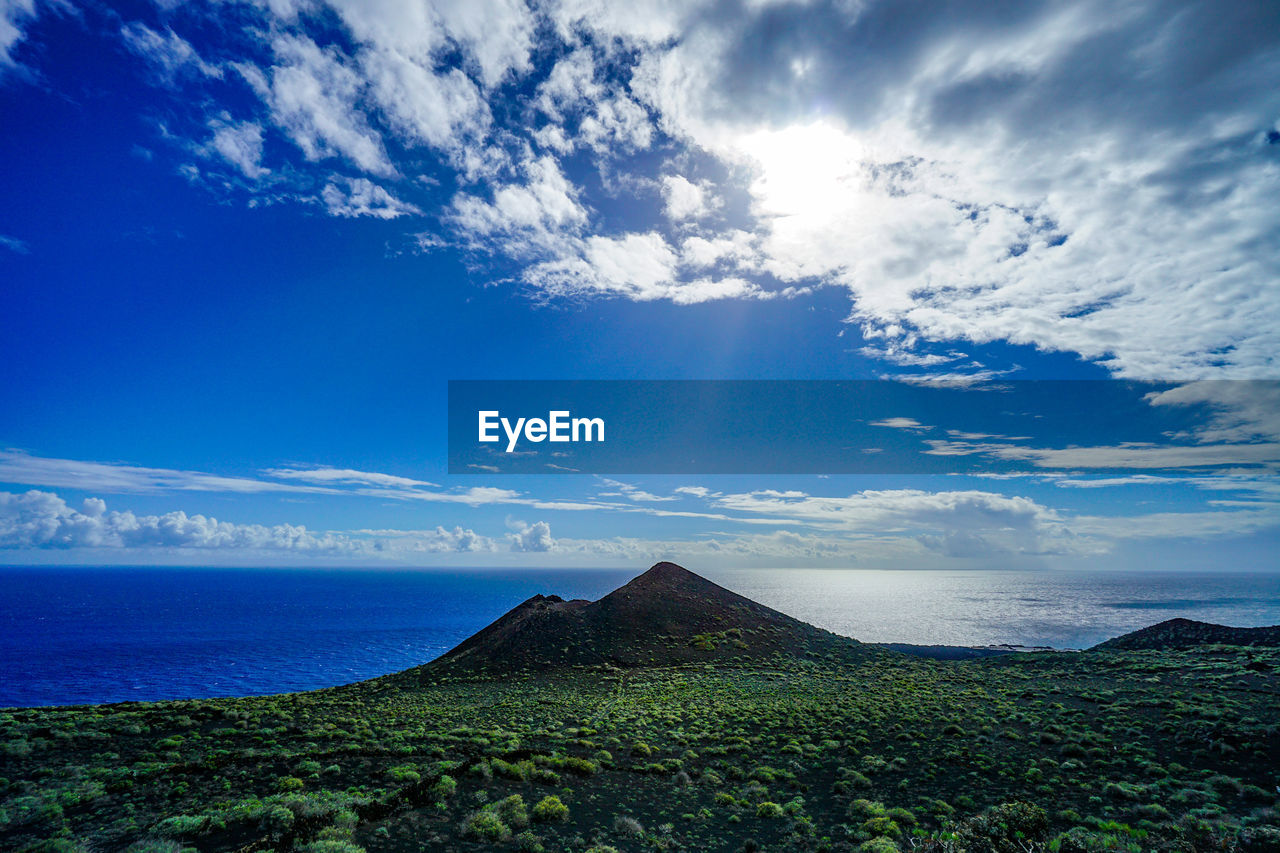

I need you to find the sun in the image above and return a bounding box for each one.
[735,121,866,219]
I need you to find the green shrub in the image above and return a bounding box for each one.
[494,794,529,829]
[154,815,209,838]
[863,816,901,839]
[756,802,785,819]
[431,774,457,800]
[297,842,365,853]
[856,839,899,853]
[957,801,1048,852]
[276,776,305,792]
[531,767,560,785]
[461,809,510,841]
[614,815,644,836]
[514,830,545,852]
[532,796,569,823]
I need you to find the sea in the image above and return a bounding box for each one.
[2,566,1278,708]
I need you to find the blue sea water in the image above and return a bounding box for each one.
[1,566,1278,708]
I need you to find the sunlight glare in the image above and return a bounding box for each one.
[736,122,865,219]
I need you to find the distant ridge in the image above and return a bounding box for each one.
[411,562,871,678]
[1094,617,1280,651]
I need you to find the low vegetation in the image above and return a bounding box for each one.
[2,564,1277,852]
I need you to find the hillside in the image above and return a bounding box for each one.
[1093,617,1280,651]
[2,565,1279,853]
[413,561,872,678]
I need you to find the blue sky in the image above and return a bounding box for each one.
[1,0,1278,569]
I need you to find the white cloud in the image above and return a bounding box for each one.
[711,488,1058,535]
[0,450,341,496]
[549,0,701,45]
[1069,506,1280,541]
[536,48,601,122]
[121,22,222,84]
[264,467,439,488]
[868,417,928,431]
[76,0,1280,374]
[429,0,535,89]
[527,231,770,304]
[661,174,708,220]
[1,0,38,70]
[1146,381,1280,443]
[578,93,653,153]
[0,489,498,555]
[205,117,267,179]
[923,438,1280,470]
[679,231,756,269]
[450,154,588,253]
[859,346,960,368]
[256,34,396,177]
[599,478,677,502]
[358,46,489,159]
[321,176,420,219]
[627,0,1280,377]
[0,233,29,253]
[0,451,592,512]
[509,519,555,551]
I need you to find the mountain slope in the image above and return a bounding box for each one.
[1093,617,1280,651]
[411,562,871,678]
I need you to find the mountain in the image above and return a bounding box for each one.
[413,561,871,678]
[1093,617,1280,651]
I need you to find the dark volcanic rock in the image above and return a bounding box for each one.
[1094,617,1280,651]
[415,562,870,678]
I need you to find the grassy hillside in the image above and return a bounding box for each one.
[2,566,1279,853]
[1094,618,1280,651]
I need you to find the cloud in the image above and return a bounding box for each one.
[0,233,28,253]
[1146,381,1280,443]
[35,0,1273,374]
[923,438,1280,470]
[628,0,1280,377]
[509,519,554,552]
[711,487,1056,532]
[263,467,439,489]
[450,154,588,253]
[598,478,677,502]
[358,43,490,159]
[869,417,929,431]
[535,48,602,122]
[251,34,397,177]
[661,174,709,220]
[527,231,770,304]
[859,346,960,368]
[0,451,575,511]
[0,489,497,555]
[203,116,267,179]
[121,22,221,85]
[321,176,421,219]
[674,485,714,498]
[1,0,41,72]
[1068,506,1280,541]
[0,450,341,496]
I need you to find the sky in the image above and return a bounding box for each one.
[1,0,1278,570]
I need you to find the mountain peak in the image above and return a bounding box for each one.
[616,561,712,594]
[641,560,695,580]
[415,562,870,678]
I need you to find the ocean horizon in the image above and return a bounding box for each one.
[2,565,1278,708]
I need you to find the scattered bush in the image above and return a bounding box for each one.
[532,796,569,823]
